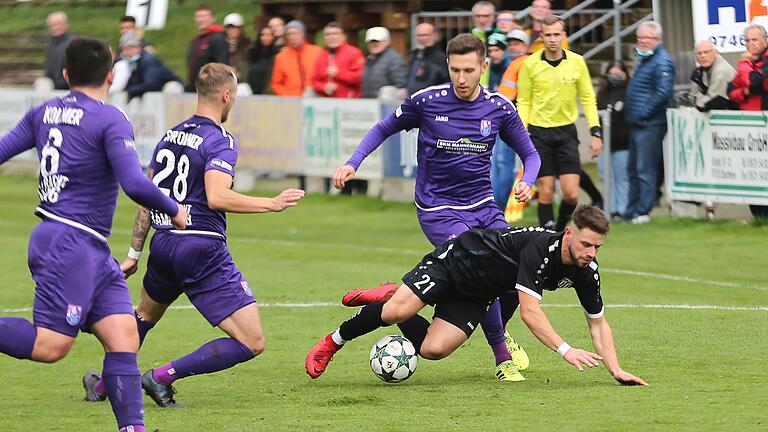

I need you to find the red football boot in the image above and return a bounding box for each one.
[305,333,342,379]
[341,282,399,307]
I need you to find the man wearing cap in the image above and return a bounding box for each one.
[498,29,531,102]
[223,13,251,82]
[271,20,324,96]
[361,26,407,99]
[311,21,365,98]
[120,31,181,100]
[406,23,448,96]
[487,31,509,92]
[186,4,229,92]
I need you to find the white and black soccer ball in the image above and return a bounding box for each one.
[369,335,418,383]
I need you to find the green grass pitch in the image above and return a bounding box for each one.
[0,174,766,431]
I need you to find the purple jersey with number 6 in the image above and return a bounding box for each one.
[148,115,238,239]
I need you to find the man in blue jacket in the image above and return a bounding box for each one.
[625,21,675,224]
[121,32,181,100]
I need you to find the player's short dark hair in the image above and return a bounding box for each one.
[120,15,136,24]
[446,33,486,60]
[64,37,113,88]
[196,3,214,14]
[541,15,566,31]
[196,63,237,97]
[571,205,610,235]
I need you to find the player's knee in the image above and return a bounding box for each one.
[33,344,71,363]
[240,334,266,356]
[380,304,410,324]
[562,190,579,203]
[418,342,449,360]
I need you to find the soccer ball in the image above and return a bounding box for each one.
[369,335,418,383]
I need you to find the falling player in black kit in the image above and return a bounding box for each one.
[306,205,647,386]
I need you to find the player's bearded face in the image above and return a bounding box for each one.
[448,52,487,100]
[567,227,604,268]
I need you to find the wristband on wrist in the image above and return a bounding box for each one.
[556,342,571,356]
[128,247,142,260]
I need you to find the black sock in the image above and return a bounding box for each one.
[338,302,387,341]
[556,200,577,231]
[499,291,520,328]
[538,203,555,229]
[397,315,430,355]
[580,169,603,204]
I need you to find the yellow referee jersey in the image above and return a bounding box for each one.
[516,49,600,130]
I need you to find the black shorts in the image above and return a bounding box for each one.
[401,242,494,336]
[528,124,581,177]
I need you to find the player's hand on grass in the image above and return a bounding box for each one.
[171,204,187,230]
[120,257,139,279]
[514,181,532,203]
[333,165,357,189]
[613,370,648,386]
[563,347,602,371]
[272,188,306,211]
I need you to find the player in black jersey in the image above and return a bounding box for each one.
[306,205,646,386]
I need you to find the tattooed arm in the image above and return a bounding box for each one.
[120,169,155,279]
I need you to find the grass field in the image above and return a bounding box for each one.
[0,174,766,431]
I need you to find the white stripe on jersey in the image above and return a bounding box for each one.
[35,207,108,243]
[515,283,542,301]
[589,261,598,271]
[168,229,225,239]
[414,195,495,212]
[410,84,451,99]
[218,125,234,149]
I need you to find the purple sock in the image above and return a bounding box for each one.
[0,317,37,360]
[154,338,254,385]
[480,300,512,365]
[102,352,144,431]
[94,310,156,396]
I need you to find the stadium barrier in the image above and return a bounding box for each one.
[665,108,768,207]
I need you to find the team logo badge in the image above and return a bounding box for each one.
[557,278,574,289]
[480,119,492,137]
[66,304,82,326]
[241,281,253,297]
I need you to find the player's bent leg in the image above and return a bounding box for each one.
[418,318,468,360]
[135,285,171,325]
[90,314,145,431]
[30,327,76,363]
[0,317,38,360]
[217,303,265,355]
[380,285,428,324]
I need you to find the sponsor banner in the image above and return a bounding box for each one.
[692,0,768,53]
[0,89,66,161]
[380,104,417,178]
[302,98,382,180]
[665,108,768,205]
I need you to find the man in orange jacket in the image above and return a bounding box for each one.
[312,22,365,98]
[271,20,324,96]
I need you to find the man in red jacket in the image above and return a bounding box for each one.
[186,4,229,92]
[312,22,365,98]
[728,24,768,110]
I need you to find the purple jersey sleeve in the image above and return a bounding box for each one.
[0,109,36,164]
[345,97,421,170]
[204,135,237,176]
[103,111,178,216]
[499,110,541,186]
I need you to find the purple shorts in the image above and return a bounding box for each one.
[417,201,509,247]
[143,231,254,326]
[28,221,133,337]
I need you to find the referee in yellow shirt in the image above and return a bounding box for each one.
[517,15,602,230]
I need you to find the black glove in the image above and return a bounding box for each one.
[690,67,708,93]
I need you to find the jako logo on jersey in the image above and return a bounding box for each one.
[480,119,492,137]
[435,115,449,122]
[708,0,767,24]
[241,281,253,297]
[66,304,82,326]
[557,278,574,289]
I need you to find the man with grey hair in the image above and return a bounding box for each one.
[471,1,496,41]
[361,26,407,99]
[690,40,736,111]
[624,21,675,224]
[44,11,74,90]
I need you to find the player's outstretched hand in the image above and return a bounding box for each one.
[120,257,139,279]
[272,188,306,212]
[563,347,602,371]
[171,204,187,230]
[613,370,648,386]
[513,181,532,203]
[333,165,357,189]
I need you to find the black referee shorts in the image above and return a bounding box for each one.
[401,242,494,337]
[528,124,581,177]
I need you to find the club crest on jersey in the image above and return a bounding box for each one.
[557,278,574,289]
[66,304,82,326]
[480,119,492,137]
[241,281,253,297]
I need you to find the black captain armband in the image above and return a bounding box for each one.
[590,126,602,138]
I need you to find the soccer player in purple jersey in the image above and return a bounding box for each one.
[81,63,305,408]
[330,34,541,381]
[0,38,186,432]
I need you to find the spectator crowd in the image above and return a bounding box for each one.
[40,0,768,220]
